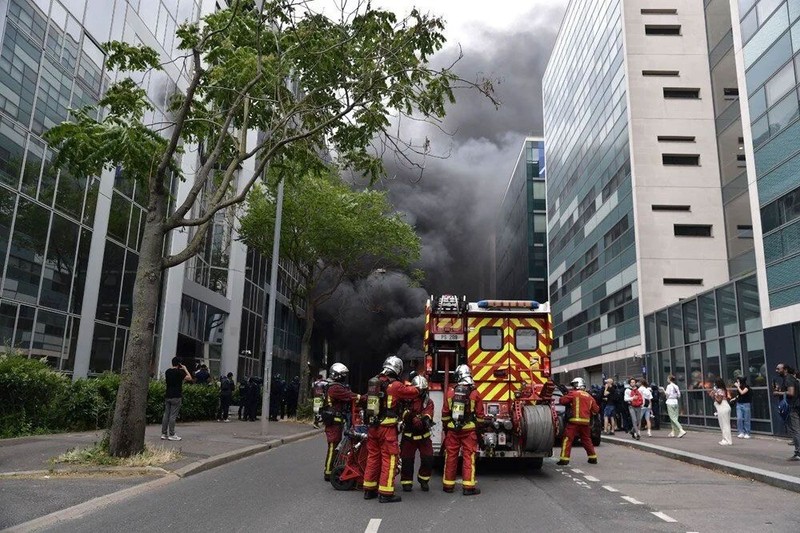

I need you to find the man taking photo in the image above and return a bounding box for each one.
[161,357,193,441]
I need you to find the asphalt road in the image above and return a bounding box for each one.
[36,435,797,533]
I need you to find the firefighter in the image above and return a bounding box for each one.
[363,356,421,503]
[441,364,484,496]
[557,377,600,466]
[400,375,435,492]
[320,363,359,482]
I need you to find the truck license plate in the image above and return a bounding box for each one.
[434,333,463,341]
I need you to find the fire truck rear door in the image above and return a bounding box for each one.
[506,316,548,387]
[466,315,512,402]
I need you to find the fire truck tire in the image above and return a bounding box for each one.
[521,405,554,453]
[330,465,356,491]
[528,457,544,470]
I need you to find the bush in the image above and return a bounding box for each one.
[0,353,70,437]
[296,398,314,421]
[0,352,222,438]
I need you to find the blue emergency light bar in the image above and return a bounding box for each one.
[477,300,540,310]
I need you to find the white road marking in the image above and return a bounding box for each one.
[365,518,382,533]
[651,512,677,523]
[621,496,643,505]
[602,485,619,492]
[571,468,584,474]
[584,475,600,482]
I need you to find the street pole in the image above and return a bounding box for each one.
[260,176,284,436]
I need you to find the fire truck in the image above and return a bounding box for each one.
[423,295,558,468]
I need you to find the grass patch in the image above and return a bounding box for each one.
[54,443,181,468]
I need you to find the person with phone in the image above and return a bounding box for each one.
[161,357,193,441]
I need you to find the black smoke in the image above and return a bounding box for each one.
[316,4,566,383]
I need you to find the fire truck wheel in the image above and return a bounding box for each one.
[330,465,356,491]
[521,405,554,453]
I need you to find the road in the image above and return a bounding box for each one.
[41,435,795,533]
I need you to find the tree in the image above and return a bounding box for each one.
[43,0,492,456]
[239,166,420,403]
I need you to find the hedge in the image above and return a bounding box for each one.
[0,353,221,438]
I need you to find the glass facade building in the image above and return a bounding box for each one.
[495,138,547,302]
[543,0,639,369]
[0,0,313,382]
[739,0,800,310]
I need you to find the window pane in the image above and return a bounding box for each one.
[682,300,699,343]
[516,328,538,350]
[39,214,78,311]
[4,198,49,303]
[673,346,687,391]
[0,302,18,351]
[21,136,45,198]
[656,310,669,349]
[743,331,767,387]
[70,228,92,314]
[644,314,656,351]
[0,192,14,278]
[767,88,800,135]
[716,285,738,336]
[736,276,762,331]
[688,390,706,416]
[95,241,124,323]
[765,61,796,106]
[54,169,86,220]
[31,309,66,366]
[0,117,26,187]
[688,343,702,390]
[699,293,717,340]
[112,327,126,372]
[480,327,503,351]
[107,192,131,243]
[89,322,114,373]
[721,336,742,386]
[702,340,721,386]
[117,251,138,327]
[669,306,683,346]
[749,87,767,118]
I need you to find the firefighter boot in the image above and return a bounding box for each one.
[364,490,378,500]
[324,474,331,482]
[463,487,481,496]
[588,457,598,464]
[402,483,413,492]
[556,459,569,466]
[419,479,430,492]
[379,494,402,503]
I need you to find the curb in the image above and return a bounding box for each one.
[603,435,800,493]
[2,428,321,533]
[0,466,168,478]
[172,428,321,478]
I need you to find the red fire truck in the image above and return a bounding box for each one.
[424,295,557,468]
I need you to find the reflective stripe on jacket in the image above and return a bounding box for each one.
[559,389,600,425]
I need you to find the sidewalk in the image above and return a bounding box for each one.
[603,426,800,493]
[0,417,320,476]
[0,418,321,530]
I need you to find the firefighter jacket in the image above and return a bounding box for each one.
[377,375,421,427]
[559,389,600,425]
[401,396,435,440]
[326,382,359,423]
[441,385,484,431]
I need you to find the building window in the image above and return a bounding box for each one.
[641,8,678,15]
[664,278,703,285]
[604,216,629,247]
[737,225,754,238]
[674,224,712,237]
[663,154,700,165]
[587,318,601,335]
[657,135,695,142]
[645,24,681,35]
[663,88,700,99]
[761,185,800,232]
[642,70,679,76]
[652,204,691,211]
[723,88,739,100]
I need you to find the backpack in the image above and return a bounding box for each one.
[629,387,644,408]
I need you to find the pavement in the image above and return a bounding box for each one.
[0,416,320,530]
[602,425,800,493]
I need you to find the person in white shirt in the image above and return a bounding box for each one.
[638,380,654,437]
[665,375,687,438]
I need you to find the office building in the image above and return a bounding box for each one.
[0,0,309,381]
[495,137,547,302]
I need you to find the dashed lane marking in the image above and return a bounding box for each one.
[651,512,678,523]
[584,475,599,482]
[621,495,643,505]
[571,468,584,474]
[602,485,619,492]
[365,518,381,533]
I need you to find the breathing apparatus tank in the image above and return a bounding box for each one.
[365,376,383,424]
[451,383,471,429]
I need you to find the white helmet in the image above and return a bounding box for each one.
[411,375,429,392]
[455,364,474,385]
[329,362,349,382]
[570,377,585,390]
[382,355,403,377]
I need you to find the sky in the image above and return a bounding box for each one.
[314,0,568,372]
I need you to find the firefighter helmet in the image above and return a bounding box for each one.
[329,363,349,382]
[381,355,403,376]
[455,364,474,385]
[570,377,585,390]
[411,375,429,392]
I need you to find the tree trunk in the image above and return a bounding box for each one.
[108,190,168,457]
[297,300,315,405]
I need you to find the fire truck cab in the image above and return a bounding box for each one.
[425,295,557,466]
